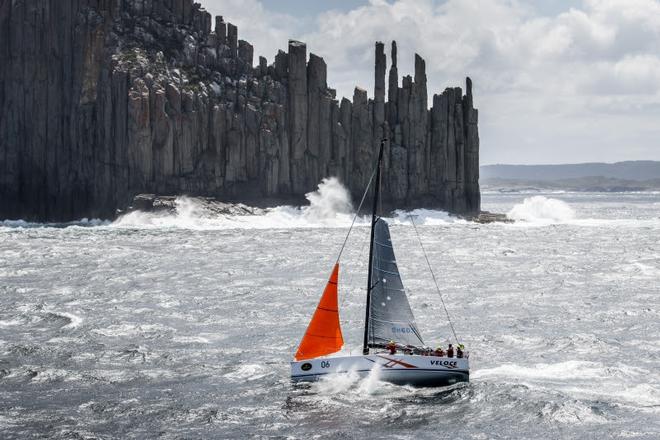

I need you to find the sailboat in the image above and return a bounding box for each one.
[290,139,470,387]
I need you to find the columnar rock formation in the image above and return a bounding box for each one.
[0,0,480,221]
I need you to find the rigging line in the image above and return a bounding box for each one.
[378,159,383,218]
[338,226,369,324]
[334,165,378,265]
[295,165,377,359]
[337,165,379,323]
[408,214,460,344]
[340,224,369,304]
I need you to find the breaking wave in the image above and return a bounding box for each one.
[44,310,83,330]
[112,177,360,230]
[314,364,389,396]
[304,176,353,219]
[507,196,575,223]
[111,178,459,230]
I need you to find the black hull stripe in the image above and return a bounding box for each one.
[292,369,469,379]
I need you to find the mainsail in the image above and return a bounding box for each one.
[367,219,424,348]
[295,264,344,361]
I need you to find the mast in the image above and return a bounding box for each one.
[363,138,386,355]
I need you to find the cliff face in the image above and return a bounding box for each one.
[0,0,480,221]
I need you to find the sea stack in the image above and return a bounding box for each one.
[0,0,480,221]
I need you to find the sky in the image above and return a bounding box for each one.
[202,0,660,165]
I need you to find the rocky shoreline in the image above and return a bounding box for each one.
[122,194,508,223]
[123,193,266,217]
[469,211,513,224]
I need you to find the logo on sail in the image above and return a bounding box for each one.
[392,326,414,334]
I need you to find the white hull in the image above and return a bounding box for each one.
[291,354,469,388]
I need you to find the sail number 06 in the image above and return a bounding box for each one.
[320,361,330,369]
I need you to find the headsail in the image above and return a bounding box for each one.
[295,264,344,361]
[367,219,424,348]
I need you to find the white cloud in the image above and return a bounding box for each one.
[201,0,660,164]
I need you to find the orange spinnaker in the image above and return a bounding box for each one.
[295,263,344,361]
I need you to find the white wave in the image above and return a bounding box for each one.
[0,218,108,229]
[91,323,169,337]
[314,363,387,396]
[619,261,660,278]
[391,208,458,225]
[614,383,660,408]
[478,361,660,410]
[303,177,353,220]
[357,364,384,395]
[475,360,606,381]
[28,368,77,383]
[224,364,272,382]
[112,178,361,230]
[49,311,83,329]
[540,399,609,425]
[315,366,363,394]
[507,196,575,223]
[172,336,210,344]
[1,179,465,232]
[505,196,660,228]
[111,178,460,230]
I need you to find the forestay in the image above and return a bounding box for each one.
[367,219,424,348]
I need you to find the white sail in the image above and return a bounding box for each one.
[367,219,424,348]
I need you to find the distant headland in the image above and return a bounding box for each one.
[0,0,480,221]
[482,161,660,192]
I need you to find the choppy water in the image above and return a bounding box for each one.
[1,191,659,439]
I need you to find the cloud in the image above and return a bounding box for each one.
[201,0,660,164]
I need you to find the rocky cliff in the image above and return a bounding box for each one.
[0,0,480,221]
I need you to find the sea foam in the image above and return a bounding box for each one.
[507,196,575,223]
[111,177,459,230]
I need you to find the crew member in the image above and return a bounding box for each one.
[434,346,445,357]
[447,344,454,358]
[456,344,464,358]
[386,340,396,355]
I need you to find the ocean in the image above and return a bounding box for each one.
[1,186,659,439]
